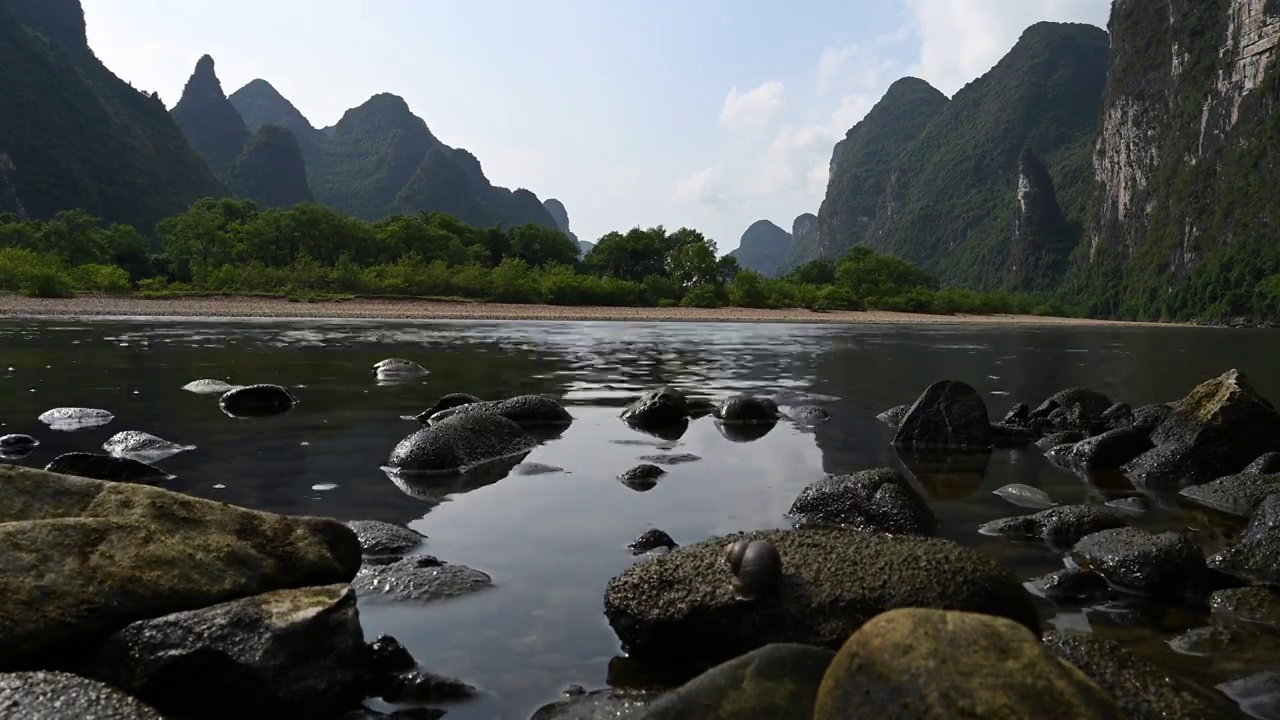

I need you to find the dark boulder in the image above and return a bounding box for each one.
[219,384,297,418]
[353,555,493,604]
[412,393,481,422]
[891,380,991,449]
[618,464,666,492]
[1099,402,1133,430]
[0,671,164,719]
[45,452,175,484]
[1036,430,1086,451]
[714,396,782,424]
[1245,493,1280,540]
[621,387,690,430]
[1054,428,1154,470]
[639,643,834,720]
[979,504,1130,550]
[1210,586,1280,628]
[1208,524,1280,586]
[425,394,572,428]
[387,411,535,474]
[1150,369,1280,470]
[1023,567,1112,603]
[1072,527,1209,599]
[1029,388,1113,432]
[875,404,910,428]
[1123,442,1230,490]
[1179,472,1280,517]
[787,468,936,535]
[345,520,426,556]
[1130,403,1173,435]
[365,634,416,676]
[629,529,677,555]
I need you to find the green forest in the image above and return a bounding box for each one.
[0,199,1076,316]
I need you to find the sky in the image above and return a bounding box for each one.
[81,0,1111,254]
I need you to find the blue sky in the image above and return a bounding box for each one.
[81,0,1110,253]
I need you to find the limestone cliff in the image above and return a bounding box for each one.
[1007,148,1074,291]
[543,198,582,246]
[791,213,818,265]
[729,220,792,276]
[1071,0,1280,320]
[171,56,251,178]
[228,79,327,167]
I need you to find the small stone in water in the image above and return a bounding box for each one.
[992,483,1058,510]
[312,483,339,491]
[213,484,226,489]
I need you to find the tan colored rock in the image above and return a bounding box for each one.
[813,608,1125,720]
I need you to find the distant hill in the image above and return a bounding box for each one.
[543,198,581,246]
[228,78,327,167]
[729,219,792,276]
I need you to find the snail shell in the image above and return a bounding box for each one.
[724,539,781,599]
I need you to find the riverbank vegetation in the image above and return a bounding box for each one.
[0,200,1080,316]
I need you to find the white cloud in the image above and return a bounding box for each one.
[674,165,726,208]
[720,80,785,129]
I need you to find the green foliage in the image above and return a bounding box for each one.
[226,124,315,209]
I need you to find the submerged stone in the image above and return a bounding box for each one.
[640,643,834,720]
[44,452,175,484]
[714,396,782,424]
[621,387,690,430]
[979,504,1130,550]
[102,430,196,463]
[219,384,297,418]
[787,468,936,535]
[353,555,493,604]
[36,406,114,430]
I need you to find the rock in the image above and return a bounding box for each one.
[1210,586,1280,627]
[181,379,241,395]
[387,411,535,474]
[85,584,364,719]
[1043,630,1241,720]
[1036,430,1087,451]
[812,609,1124,720]
[1072,527,1208,598]
[36,407,114,431]
[1104,496,1151,514]
[0,434,37,451]
[1029,388,1114,431]
[989,422,1037,447]
[1150,369,1280,469]
[639,643,834,720]
[1208,526,1280,586]
[621,387,690,430]
[978,505,1130,549]
[1123,442,1229,489]
[788,406,830,425]
[373,358,428,379]
[44,452,176,484]
[1023,567,1112,603]
[786,468,936,535]
[1167,622,1280,664]
[635,453,701,465]
[891,380,992,449]
[1059,428,1154,469]
[353,555,493,604]
[602,528,1039,667]
[1129,403,1173,434]
[219,384,297,418]
[378,670,476,704]
[102,430,196,463]
[366,634,416,675]
[426,394,572,428]
[1218,672,1280,720]
[0,671,165,719]
[412,392,482,422]
[1245,452,1280,474]
[1179,472,1280,517]
[618,464,665,492]
[1100,402,1133,430]
[714,396,782,424]
[875,404,910,428]
[629,528,677,555]
[531,688,653,720]
[1245,493,1280,540]
[991,483,1058,510]
[512,462,566,476]
[1002,402,1030,425]
[0,464,361,669]
[345,520,426,556]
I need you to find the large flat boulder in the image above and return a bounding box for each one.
[603,528,1037,668]
[1151,369,1280,470]
[0,465,361,670]
[0,671,164,719]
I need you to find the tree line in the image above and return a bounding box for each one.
[0,200,1079,316]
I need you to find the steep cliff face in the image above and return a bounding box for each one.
[729,219,793,276]
[791,212,818,264]
[0,0,225,229]
[171,56,251,178]
[228,79,327,167]
[1071,0,1280,320]
[543,198,582,246]
[226,125,315,209]
[806,78,948,269]
[864,22,1109,290]
[1007,147,1074,291]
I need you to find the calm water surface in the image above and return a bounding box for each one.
[1,317,1275,718]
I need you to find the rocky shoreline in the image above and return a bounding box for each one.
[2,371,1278,718]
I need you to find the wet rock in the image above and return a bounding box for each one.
[0,434,37,451]
[1218,671,1280,720]
[1002,402,1030,425]
[1104,496,1151,514]
[1151,369,1280,469]
[787,468,936,535]
[1167,622,1280,664]
[1179,472,1280,517]
[0,465,361,669]
[1129,403,1173,435]
[891,380,992,449]
[387,411,535,474]
[989,422,1037,447]
[219,384,297,418]
[366,634,416,675]
[373,358,428,378]
[714,396,782,424]
[1058,428,1154,470]
[1072,527,1208,598]
[413,393,482,422]
[0,671,165,719]
[353,555,493,604]
[875,404,910,428]
[379,670,477,705]
[639,643,834,720]
[181,379,241,395]
[979,505,1130,550]
[1208,526,1280,586]
[345,520,426,556]
[621,387,690,430]
[1245,452,1280,474]
[37,406,114,431]
[813,609,1123,720]
[635,453,701,465]
[1043,630,1241,720]
[1024,567,1112,603]
[618,464,665,492]
[530,688,654,720]
[1029,388,1113,432]
[788,405,830,425]
[44,452,176,485]
[1036,430,1087,451]
[991,483,1058,510]
[629,529,677,555]
[1100,402,1133,430]
[1210,586,1280,627]
[1123,442,1229,490]
[602,527,1039,667]
[1245,493,1280,540]
[512,462,566,476]
[102,430,196,463]
[85,584,363,719]
[427,394,572,428]
[345,708,446,720]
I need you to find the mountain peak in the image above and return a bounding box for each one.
[178,54,228,104]
[7,0,88,49]
[171,54,250,177]
[731,219,792,276]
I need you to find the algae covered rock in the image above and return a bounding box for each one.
[787,468,936,535]
[812,609,1124,720]
[0,671,165,719]
[638,643,834,720]
[603,528,1037,667]
[1150,369,1280,469]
